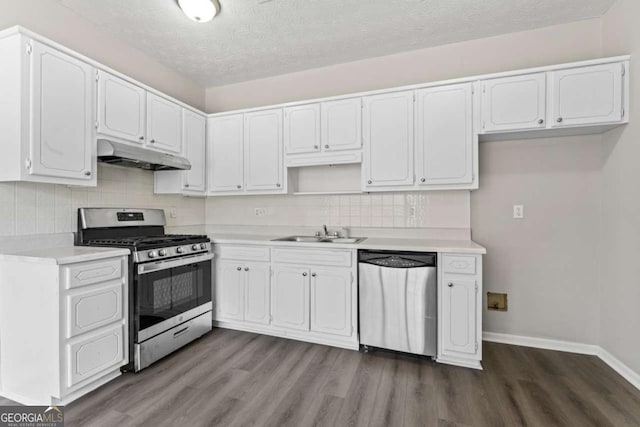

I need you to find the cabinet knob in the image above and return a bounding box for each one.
[184,184,190,188]
[150,139,156,143]
[244,267,249,271]
[302,272,307,276]
[538,119,544,124]
[448,282,454,287]
[237,267,242,271]
[324,144,329,149]
[420,178,426,183]
[276,183,281,188]
[139,136,144,140]
[557,117,563,123]
[311,272,317,277]
[314,145,319,149]
[84,171,91,177]
[367,180,372,184]
[237,185,242,189]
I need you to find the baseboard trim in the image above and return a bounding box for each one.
[483,332,640,391]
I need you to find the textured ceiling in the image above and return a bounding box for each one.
[57,0,616,87]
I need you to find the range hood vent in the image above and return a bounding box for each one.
[97,139,191,171]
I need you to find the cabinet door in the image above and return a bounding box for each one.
[441,279,477,356]
[214,261,244,321]
[271,266,309,331]
[208,115,244,193]
[321,98,362,151]
[97,71,146,143]
[146,92,182,153]
[363,91,414,188]
[284,104,320,154]
[29,41,93,180]
[549,63,624,127]
[244,263,271,325]
[244,109,284,192]
[481,73,546,132]
[416,83,474,186]
[182,109,206,192]
[310,268,352,337]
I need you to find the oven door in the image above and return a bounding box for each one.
[135,252,213,342]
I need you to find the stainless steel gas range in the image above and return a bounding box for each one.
[77,208,213,372]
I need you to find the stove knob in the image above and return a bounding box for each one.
[147,251,157,258]
[159,249,167,257]
[191,244,199,251]
[177,247,184,254]
[200,243,207,250]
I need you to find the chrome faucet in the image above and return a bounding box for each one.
[323,224,329,237]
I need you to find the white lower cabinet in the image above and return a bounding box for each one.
[271,266,310,331]
[0,252,129,405]
[213,244,358,349]
[437,253,483,370]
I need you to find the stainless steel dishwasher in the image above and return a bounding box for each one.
[358,250,437,357]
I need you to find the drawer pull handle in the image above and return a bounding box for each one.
[173,326,189,338]
[302,272,307,276]
[311,273,317,277]
[448,282,454,287]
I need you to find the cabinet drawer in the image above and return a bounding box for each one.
[66,323,125,388]
[66,281,124,338]
[272,248,352,267]
[442,255,477,275]
[63,257,123,289]
[217,245,270,262]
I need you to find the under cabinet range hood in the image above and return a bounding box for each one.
[97,140,191,171]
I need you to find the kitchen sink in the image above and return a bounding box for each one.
[272,235,367,244]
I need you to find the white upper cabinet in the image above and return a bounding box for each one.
[549,63,624,127]
[244,109,285,192]
[97,71,146,144]
[416,83,474,186]
[146,92,182,153]
[208,115,245,193]
[29,40,94,181]
[321,98,362,151]
[182,109,206,193]
[363,91,414,189]
[271,266,310,331]
[481,73,546,132]
[284,104,320,155]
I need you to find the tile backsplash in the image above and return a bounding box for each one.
[205,191,470,229]
[0,164,206,237]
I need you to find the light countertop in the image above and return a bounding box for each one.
[0,246,131,265]
[209,234,486,254]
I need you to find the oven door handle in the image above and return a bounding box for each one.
[137,253,214,275]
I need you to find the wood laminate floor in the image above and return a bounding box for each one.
[16,328,640,426]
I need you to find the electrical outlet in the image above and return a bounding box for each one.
[254,207,267,217]
[409,206,416,218]
[169,207,177,219]
[513,205,524,219]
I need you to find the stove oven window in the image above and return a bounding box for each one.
[137,260,212,332]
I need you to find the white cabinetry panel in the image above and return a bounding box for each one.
[208,115,244,193]
[481,73,546,132]
[66,282,123,338]
[146,92,182,153]
[284,104,320,155]
[416,83,474,186]
[215,261,244,321]
[310,269,352,337]
[441,278,477,356]
[182,109,206,192]
[29,41,93,180]
[97,71,146,143]
[244,109,284,192]
[321,98,362,151]
[271,266,310,331]
[363,91,414,188]
[244,263,271,325]
[549,63,624,127]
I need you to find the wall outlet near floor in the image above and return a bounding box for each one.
[487,292,508,311]
[254,207,267,217]
[513,204,524,219]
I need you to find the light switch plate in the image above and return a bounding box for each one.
[254,207,267,217]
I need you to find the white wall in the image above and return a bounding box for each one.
[204,19,606,345]
[601,0,640,375]
[0,0,205,109]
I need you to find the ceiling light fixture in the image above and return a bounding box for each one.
[177,0,220,23]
